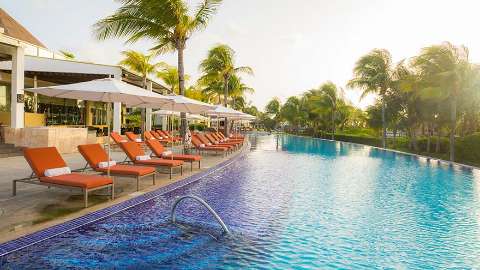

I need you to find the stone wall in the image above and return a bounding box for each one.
[4,127,93,154]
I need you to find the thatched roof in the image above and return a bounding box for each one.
[0,8,46,48]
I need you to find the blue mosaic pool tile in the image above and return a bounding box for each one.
[0,149,246,257]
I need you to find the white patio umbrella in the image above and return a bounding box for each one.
[206,105,244,117]
[166,95,215,114]
[25,78,173,176]
[152,110,208,121]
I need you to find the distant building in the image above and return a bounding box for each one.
[0,8,168,152]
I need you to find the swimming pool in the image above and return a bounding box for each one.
[2,134,480,269]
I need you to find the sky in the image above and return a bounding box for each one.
[2,0,480,110]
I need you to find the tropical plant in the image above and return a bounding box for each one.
[348,49,394,148]
[59,50,75,60]
[156,63,190,94]
[94,0,223,139]
[199,44,253,135]
[413,42,474,161]
[119,50,160,87]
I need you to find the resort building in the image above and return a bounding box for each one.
[0,8,168,153]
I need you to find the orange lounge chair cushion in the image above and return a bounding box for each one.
[191,137,227,151]
[194,135,231,149]
[134,159,183,167]
[24,147,68,177]
[96,165,155,176]
[125,132,140,142]
[40,173,112,189]
[146,140,201,162]
[78,144,111,169]
[110,132,127,144]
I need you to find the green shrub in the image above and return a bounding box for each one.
[189,123,206,131]
[455,133,480,166]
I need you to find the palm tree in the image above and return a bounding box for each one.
[199,44,253,135]
[118,50,160,134]
[119,50,159,88]
[413,42,473,161]
[156,63,190,94]
[318,81,342,140]
[348,49,394,148]
[94,0,222,140]
[59,50,75,60]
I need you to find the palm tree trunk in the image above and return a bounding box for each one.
[436,128,441,153]
[177,45,187,142]
[449,95,457,161]
[223,77,229,136]
[381,100,386,148]
[426,123,431,153]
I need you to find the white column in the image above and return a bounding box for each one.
[145,81,153,131]
[11,46,25,128]
[162,116,168,130]
[113,102,121,133]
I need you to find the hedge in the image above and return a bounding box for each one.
[290,130,480,167]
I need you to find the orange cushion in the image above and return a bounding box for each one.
[146,139,166,157]
[78,144,110,169]
[168,154,201,161]
[110,132,125,144]
[125,132,139,141]
[96,165,155,176]
[134,159,183,167]
[120,141,146,162]
[24,147,67,177]
[40,173,112,189]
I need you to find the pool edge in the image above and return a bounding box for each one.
[0,144,249,258]
[284,134,480,172]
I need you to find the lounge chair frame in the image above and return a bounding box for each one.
[81,163,156,192]
[12,172,114,208]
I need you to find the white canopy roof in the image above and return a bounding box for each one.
[24,78,172,108]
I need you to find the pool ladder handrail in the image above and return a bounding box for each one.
[171,195,231,235]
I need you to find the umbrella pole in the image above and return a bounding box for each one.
[107,102,111,177]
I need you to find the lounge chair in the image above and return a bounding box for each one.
[78,144,156,191]
[120,141,184,179]
[14,147,114,207]
[146,139,201,171]
[204,133,240,150]
[216,132,244,143]
[111,131,128,144]
[151,130,175,144]
[125,131,143,143]
[191,136,229,156]
[195,134,235,151]
[157,130,180,143]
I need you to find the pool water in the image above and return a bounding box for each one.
[2,134,480,269]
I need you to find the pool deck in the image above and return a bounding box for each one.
[0,145,246,244]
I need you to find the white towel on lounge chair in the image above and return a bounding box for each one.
[98,161,116,168]
[44,167,71,177]
[136,155,151,161]
[162,151,173,158]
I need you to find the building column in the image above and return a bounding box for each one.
[145,81,153,131]
[111,72,122,133]
[11,46,25,128]
[113,102,121,133]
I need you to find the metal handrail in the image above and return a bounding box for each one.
[171,195,231,235]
